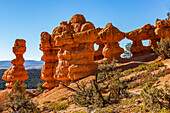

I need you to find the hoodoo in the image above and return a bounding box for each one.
[40,14,98,88]
[39,14,170,89]
[2,39,28,88]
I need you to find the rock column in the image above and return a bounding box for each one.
[40,32,59,89]
[2,39,28,88]
[98,23,124,62]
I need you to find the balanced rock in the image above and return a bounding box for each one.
[2,39,28,88]
[98,23,125,62]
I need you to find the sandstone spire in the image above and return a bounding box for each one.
[2,39,28,88]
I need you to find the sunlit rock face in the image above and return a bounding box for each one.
[155,20,170,38]
[2,39,28,88]
[98,23,125,62]
[40,14,170,89]
[125,19,170,56]
[40,14,99,88]
[125,24,156,55]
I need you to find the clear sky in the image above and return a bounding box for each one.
[0,0,169,61]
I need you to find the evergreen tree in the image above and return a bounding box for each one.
[3,80,38,113]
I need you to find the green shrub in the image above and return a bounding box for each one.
[54,103,68,111]
[141,82,170,112]
[122,61,164,74]
[3,80,38,113]
[42,100,51,104]
[34,83,46,95]
[57,96,67,102]
[63,59,128,109]
[122,69,133,74]
[152,37,170,60]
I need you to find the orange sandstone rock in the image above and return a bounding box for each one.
[40,14,98,88]
[98,23,124,62]
[125,24,156,55]
[155,20,170,38]
[40,14,170,89]
[2,39,28,88]
[40,32,59,89]
[80,22,95,32]
[69,14,86,24]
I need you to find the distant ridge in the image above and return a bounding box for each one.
[0,60,44,69]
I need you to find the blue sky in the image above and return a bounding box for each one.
[0,0,169,61]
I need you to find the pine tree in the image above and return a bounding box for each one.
[3,80,38,113]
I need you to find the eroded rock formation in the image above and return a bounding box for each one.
[40,32,59,89]
[40,14,99,88]
[2,39,28,88]
[125,19,170,56]
[40,14,170,89]
[98,23,125,62]
[155,19,170,38]
[125,24,156,55]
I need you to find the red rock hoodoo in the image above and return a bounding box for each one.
[98,23,125,62]
[40,14,99,88]
[2,39,28,88]
[40,14,170,89]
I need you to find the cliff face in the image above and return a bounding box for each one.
[40,14,170,89]
[2,39,28,88]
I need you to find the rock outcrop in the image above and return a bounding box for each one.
[125,24,156,55]
[125,19,170,56]
[40,14,99,88]
[98,23,125,62]
[155,20,170,38]
[40,14,170,89]
[2,39,28,88]
[40,32,59,89]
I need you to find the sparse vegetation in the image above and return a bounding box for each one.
[42,100,51,104]
[53,103,69,111]
[152,37,170,60]
[62,59,129,109]
[34,83,46,95]
[57,96,67,102]
[3,80,38,113]
[123,61,164,74]
[140,82,170,112]
[125,67,169,89]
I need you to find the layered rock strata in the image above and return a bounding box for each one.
[40,14,170,89]
[40,14,99,88]
[2,39,28,88]
[98,23,125,62]
[125,24,156,55]
[40,32,59,89]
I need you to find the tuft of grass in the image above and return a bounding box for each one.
[122,61,164,74]
[128,82,140,89]
[54,103,69,111]
[57,96,67,102]
[42,100,51,104]
[72,111,87,113]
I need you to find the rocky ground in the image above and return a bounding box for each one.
[1,54,170,113]
[33,54,170,113]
